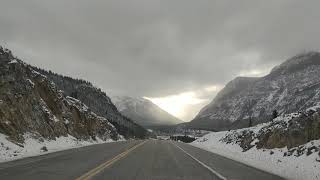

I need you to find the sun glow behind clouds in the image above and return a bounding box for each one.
[145,92,207,122]
[145,85,223,122]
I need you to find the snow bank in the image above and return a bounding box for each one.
[0,133,118,163]
[191,129,320,180]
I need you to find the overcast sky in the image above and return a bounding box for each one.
[1,0,320,121]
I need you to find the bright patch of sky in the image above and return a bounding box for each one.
[145,85,223,121]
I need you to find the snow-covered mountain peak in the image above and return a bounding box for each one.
[270,51,320,75]
[110,95,184,127]
[218,76,258,96]
[190,52,320,131]
[111,96,151,111]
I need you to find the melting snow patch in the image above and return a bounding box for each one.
[64,119,70,125]
[307,103,320,112]
[8,59,17,64]
[66,96,89,112]
[53,115,60,122]
[26,79,35,88]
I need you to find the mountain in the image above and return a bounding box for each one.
[189,52,320,131]
[32,68,148,139]
[0,47,120,144]
[111,96,184,127]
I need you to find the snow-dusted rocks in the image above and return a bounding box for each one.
[190,52,320,131]
[192,105,320,180]
[33,67,148,139]
[0,47,120,148]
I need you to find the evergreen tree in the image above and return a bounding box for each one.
[249,117,253,127]
[272,110,279,121]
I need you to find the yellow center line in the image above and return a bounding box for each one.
[75,141,147,180]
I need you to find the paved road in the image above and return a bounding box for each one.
[0,140,285,180]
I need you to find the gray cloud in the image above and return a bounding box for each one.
[1,0,320,98]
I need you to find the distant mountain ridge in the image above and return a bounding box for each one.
[111,96,184,127]
[189,52,320,131]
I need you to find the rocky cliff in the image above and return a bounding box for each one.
[221,105,320,151]
[190,52,320,131]
[0,47,120,145]
[32,65,148,139]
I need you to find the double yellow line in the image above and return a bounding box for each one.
[76,141,146,180]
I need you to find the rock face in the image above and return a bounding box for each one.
[32,67,148,139]
[0,47,120,144]
[220,106,320,151]
[190,52,320,131]
[111,96,184,127]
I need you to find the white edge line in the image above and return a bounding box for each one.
[172,142,227,180]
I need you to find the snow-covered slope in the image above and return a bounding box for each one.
[192,105,320,180]
[190,52,320,130]
[0,133,116,163]
[111,96,184,127]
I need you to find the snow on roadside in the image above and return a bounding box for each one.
[0,133,119,163]
[191,130,320,180]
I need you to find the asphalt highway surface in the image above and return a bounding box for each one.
[0,140,285,180]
